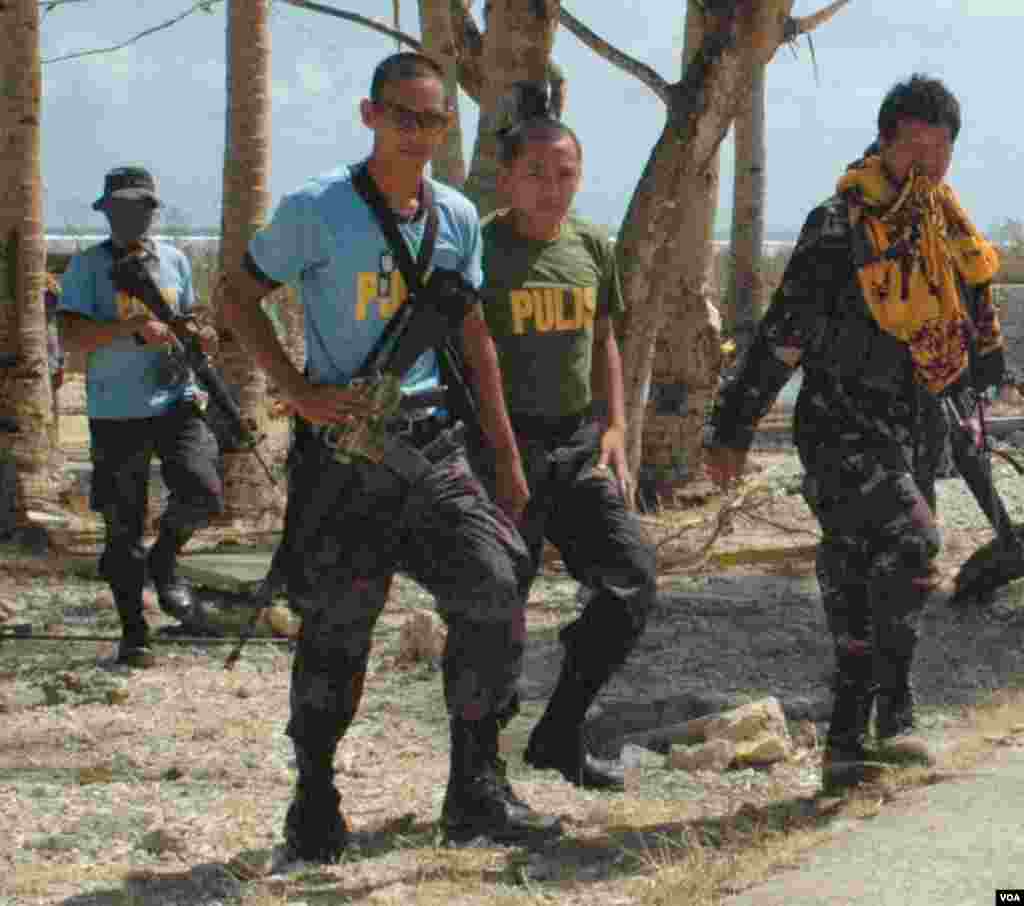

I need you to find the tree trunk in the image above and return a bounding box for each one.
[439,0,843,493]
[0,0,59,524]
[728,59,766,360]
[217,0,274,525]
[419,0,466,186]
[621,1,724,492]
[462,0,560,216]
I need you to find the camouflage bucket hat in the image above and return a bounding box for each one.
[92,166,161,210]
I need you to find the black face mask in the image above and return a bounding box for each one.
[102,200,158,246]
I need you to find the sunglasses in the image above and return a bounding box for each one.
[374,99,451,134]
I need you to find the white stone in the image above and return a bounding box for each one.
[701,697,791,746]
[667,737,735,773]
[734,733,791,766]
[620,743,664,771]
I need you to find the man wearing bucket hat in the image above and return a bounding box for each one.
[58,166,223,668]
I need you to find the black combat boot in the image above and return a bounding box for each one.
[820,653,876,793]
[110,550,156,668]
[115,602,155,668]
[524,647,625,791]
[280,744,350,865]
[874,671,936,766]
[442,716,563,845]
[146,526,195,622]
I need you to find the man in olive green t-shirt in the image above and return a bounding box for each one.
[472,114,656,792]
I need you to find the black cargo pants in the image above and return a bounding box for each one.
[472,414,656,682]
[89,399,223,603]
[278,418,533,757]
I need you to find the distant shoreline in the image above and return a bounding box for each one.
[44,233,800,251]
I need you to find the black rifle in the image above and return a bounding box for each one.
[107,241,277,486]
[0,622,291,646]
[945,396,1024,603]
[349,165,480,428]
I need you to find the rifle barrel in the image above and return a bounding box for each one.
[946,399,1018,543]
[0,625,291,645]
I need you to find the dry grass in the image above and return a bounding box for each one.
[225,689,1024,906]
[5,519,1024,905]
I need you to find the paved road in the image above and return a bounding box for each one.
[725,744,1024,906]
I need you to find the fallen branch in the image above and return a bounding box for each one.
[651,479,818,574]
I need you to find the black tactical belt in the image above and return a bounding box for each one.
[315,418,464,485]
[381,408,451,447]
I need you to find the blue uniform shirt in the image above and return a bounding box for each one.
[248,162,483,395]
[58,240,198,419]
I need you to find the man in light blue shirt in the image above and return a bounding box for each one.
[59,166,223,668]
[223,52,560,863]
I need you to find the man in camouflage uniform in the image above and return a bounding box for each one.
[222,53,561,862]
[705,75,1006,791]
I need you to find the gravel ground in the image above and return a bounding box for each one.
[590,445,1024,741]
[3,446,1024,905]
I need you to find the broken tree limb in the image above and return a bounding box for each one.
[557,7,670,104]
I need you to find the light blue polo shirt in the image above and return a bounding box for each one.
[248,162,483,395]
[58,240,198,419]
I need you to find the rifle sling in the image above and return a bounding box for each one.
[102,239,177,326]
[350,163,439,377]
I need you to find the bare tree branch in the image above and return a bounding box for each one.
[448,0,482,57]
[42,1,221,63]
[786,0,852,39]
[558,5,670,105]
[280,0,422,50]
[447,0,485,102]
[40,0,90,16]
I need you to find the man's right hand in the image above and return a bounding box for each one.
[132,317,176,347]
[285,382,385,426]
[704,445,748,490]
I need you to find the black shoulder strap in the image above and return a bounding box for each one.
[351,162,438,294]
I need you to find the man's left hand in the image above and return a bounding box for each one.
[597,424,632,502]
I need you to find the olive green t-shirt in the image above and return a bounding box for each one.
[481,213,625,417]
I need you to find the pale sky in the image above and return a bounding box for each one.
[38,1,1024,236]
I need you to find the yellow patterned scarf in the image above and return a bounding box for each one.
[837,154,1002,393]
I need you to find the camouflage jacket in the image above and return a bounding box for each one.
[707,194,1006,477]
